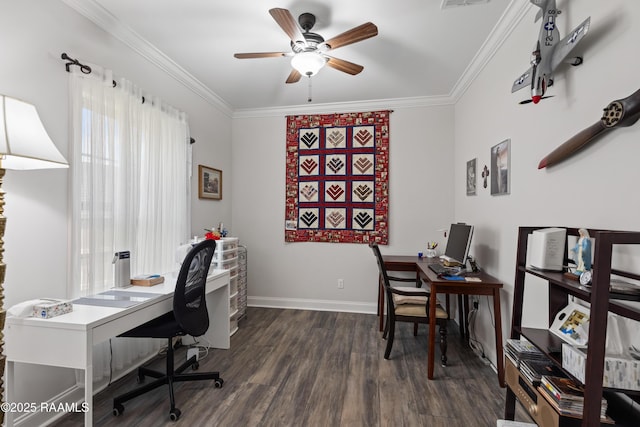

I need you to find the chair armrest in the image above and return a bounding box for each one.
[389,286,429,297]
[387,275,417,283]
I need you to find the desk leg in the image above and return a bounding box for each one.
[378,274,384,332]
[456,295,464,336]
[493,290,505,387]
[6,360,14,426]
[427,287,437,380]
[85,339,94,426]
[463,295,470,342]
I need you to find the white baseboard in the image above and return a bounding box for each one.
[247,296,377,314]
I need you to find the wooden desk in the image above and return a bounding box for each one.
[4,270,230,427]
[380,255,504,386]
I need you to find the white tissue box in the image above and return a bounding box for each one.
[562,343,640,391]
[32,299,73,319]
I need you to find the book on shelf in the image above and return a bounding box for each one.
[519,359,566,386]
[539,375,610,421]
[505,338,546,367]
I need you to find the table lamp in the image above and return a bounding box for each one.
[0,95,69,422]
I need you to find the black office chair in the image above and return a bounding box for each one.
[370,243,448,361]
[113,239,223,421]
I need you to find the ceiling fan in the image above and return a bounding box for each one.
[234,8,378,84]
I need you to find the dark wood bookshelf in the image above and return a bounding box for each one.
[505,227,640,427]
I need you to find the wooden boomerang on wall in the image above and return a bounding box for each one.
[538,87,640,169]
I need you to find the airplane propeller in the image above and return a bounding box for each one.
[538,87,640,169]
[519,95,554,105]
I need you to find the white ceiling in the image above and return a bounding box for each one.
[65,0,521,113]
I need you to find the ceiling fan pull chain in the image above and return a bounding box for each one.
[307,76,312,102]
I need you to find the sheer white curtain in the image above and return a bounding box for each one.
[68,65,191,383]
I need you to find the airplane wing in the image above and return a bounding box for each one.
[550,17,591,71]
[511,67,533,93]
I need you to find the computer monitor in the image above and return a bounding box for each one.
[441,223,474,266]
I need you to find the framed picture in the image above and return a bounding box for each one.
[466,158,477,196]
[198,165,222,200]
[490,139,510,196]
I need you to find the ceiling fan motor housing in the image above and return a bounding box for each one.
[291,13,325,53]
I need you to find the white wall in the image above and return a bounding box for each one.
[231,106,454,311]
[454,0,640,365]
[0,0,232,416]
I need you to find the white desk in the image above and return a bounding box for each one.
[4,269,230,427]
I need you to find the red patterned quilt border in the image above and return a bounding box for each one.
[284,110,390,244]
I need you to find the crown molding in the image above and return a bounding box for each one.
[232,94,454,119]
[60,0,234,118]
[449,0,532,101]
[61,0,529,119]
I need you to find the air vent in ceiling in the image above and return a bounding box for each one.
[441,0,490,9]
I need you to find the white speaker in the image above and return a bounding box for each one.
[113,251,131,288]
[528,228,566,271]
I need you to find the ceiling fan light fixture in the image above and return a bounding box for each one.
[291,52,327,77]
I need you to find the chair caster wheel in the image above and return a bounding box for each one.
[193,361,199,370]
[214,378,224,388]
[169,408,181,421]
[113,403,124,416]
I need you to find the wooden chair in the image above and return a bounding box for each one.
[370,243,448,362]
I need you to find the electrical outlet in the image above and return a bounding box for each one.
[187,347,199,362]
[337,279,344,289]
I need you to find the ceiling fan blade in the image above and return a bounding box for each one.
[269,8,306,45]
[324,22,378,50]
[286,69,302,84]
[326,57,364,75]
[234,52,288,59]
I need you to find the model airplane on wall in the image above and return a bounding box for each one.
[512,0,591,104]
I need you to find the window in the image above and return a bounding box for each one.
[69,69,190,296]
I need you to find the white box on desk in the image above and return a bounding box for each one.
[562,343,640,391]
[32,299,73,319]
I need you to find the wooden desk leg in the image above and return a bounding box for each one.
[428,287,437,380]
[493,289,505,387]
[378,274,384,332]
[457,294,464,336]
[463,295,470,342]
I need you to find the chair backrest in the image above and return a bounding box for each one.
[173,239,216,337]
[370,243,391,290]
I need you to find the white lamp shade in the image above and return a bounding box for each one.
[291,52,327,77]
[0,95,68,170]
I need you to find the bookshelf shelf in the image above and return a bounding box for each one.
[505,227,640,427]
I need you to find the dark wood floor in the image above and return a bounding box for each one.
[53,307,530,426]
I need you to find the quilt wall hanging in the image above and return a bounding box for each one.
[285,110,390,244]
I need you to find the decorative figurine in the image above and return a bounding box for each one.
[571,228,592,280]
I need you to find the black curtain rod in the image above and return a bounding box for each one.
[61,52,145,102]
[61,52,194,144]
